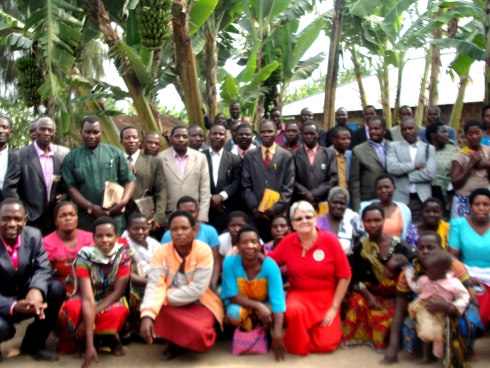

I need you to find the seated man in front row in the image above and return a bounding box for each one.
[0,198,65,362]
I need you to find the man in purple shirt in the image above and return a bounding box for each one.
[3,118,68,236]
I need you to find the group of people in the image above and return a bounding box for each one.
[1,101,490,367]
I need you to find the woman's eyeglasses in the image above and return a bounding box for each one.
[292,215,314,222]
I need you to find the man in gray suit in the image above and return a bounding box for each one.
[386,116,437,222]
[242,120,295,242]
[157,125,210,222]
[3,118,68,235]
[350,116,390,212]
[120,126,167,231]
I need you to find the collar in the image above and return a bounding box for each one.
[334,148,346,157]
[284,141,301,150]
[126,150,140,163]
[33,141,53,157]
[0,144,8,155]
[210,148,224,156]
[172,147,188,159]
[404,139,419,148]
[261,143,277,156]
[0,234,21,252]
[369,139,386,147]
[305,143,319,154]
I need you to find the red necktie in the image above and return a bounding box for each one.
[264,149,271,168]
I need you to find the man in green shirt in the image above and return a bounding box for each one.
[62,116,136,232]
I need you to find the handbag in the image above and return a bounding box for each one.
[231,323,269,356]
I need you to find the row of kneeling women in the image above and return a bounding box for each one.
[42,190,490,367]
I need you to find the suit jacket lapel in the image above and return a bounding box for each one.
[312,147,325,166]
[134,154,146,173]
[15,233,29,281]
[252,148,265,169]
[298,146,312,167]
[399,141,412,162]
[364,142,382,165]
[268,148,283,171]
[0,240,15,277]
[28,145,46,184]
[182,151,197,181]
[217,152,230,188]
[163,150,182,182]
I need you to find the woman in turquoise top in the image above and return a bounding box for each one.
[481,104,490,146]
[449,188,490,328]
[221,226,286,361]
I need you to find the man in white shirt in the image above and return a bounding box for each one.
[203,123,242,233]
[386,117,437,222]
[0,116,13,201]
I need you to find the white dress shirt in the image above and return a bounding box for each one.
[0,146,9,190]
[126,150,140,164]
[210,148,228,200]
[405,140,418,193]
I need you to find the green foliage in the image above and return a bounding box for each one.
[136,0,172,51]
[0,96,36,149]
[16,56,43,107]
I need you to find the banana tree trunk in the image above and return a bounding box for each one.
[415,47,432,127]
[428,18,442,107]
[449,75,468,131]
[253,47,265,127]
[377,60,391,127]
[172,0,204,128]
[203,20,218,122]
[323,0,344,130]
[393,52,406,126]
[82,0,161,134]
[351,46,368,110]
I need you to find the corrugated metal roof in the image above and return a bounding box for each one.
[282,53,485,116]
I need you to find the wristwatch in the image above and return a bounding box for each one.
[87,203,94,214]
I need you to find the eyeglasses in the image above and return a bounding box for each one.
[292,215,314,222]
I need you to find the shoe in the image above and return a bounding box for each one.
[22,349,59,362]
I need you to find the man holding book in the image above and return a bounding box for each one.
[3,118,68,236]
[241,119,295,242]
[62,116,136,233]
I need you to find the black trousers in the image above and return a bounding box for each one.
[0,281,65,352]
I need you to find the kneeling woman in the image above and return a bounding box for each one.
[140,210,224,360]
[268,201,352,355]
[221,226,286,361]
[60,217,131,366]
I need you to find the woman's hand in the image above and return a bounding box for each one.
[256,303,272,329]
[366,294,382,310]
[76,321,86,341]
[82,345,99,368]
[271,336,286,361]
[426,295,452,314]
[470,276,481,286]
[321,307,338,326]
[380,346,399,365]
[469,151,483,167]
[140,317,156,345]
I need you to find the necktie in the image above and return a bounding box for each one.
[264,149,271,168]
[127,156,135,173]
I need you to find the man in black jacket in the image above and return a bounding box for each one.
[0,116,13,203]
[0,199,65,362]
[351,105,392,147]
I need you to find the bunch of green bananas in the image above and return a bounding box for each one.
[16,56,43,107]
[136,0,173,51]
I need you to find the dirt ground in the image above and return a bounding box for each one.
[3,321,490,368]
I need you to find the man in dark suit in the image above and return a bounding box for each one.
[142,131,162,157]
[223,119,240,152]
[0,116,13,203]
[293,121,338,206]
[0,199,65,362]
[299,108,327,146]
[3,118,68,236]
[120,126,167,233]
[242,120,295,241]
[350,116,391,211]
[325,107,354,148]
[203,123,242,233]
[351,105,392,147]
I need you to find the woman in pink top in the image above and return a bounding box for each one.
[42,201,93,297]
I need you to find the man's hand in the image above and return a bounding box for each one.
[301,191,316,204]
[414,163,425,170]
[210,194,223,208]
[12,300,36,316]
[54,194,67,204]
[252,207,270,221]
[264,207,278,218]
[108,201,126,215]
[25,288,47,319]
[148,217,161,231]
[92,205,110,218]
[140,317,156,345]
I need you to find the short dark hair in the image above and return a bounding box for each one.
[0,198,25,212]
[120,125,140,141]
[271,214,292,229]
[428,106,441,114]
[362,203,385,220]
[285,121,299,130]
[237,225,260,243]
[375,173,395,187]
[259,119,277,131]
[482,104,490,118]
[425,121,445,144]
[422,197,444,211]
[301,120,319,133]
[425,249,453,274]
[188,124,203,133]
[270,107,281,115]
[93,216,118,235]
[418,231,442,248]
[368,116,387,128]
[332,126,350,139]
[0,115,12,129]
[364,105,376,112]
[177,196,198,209]
[464,119,484,134]
[230,102,240,107]
[400,116,416,126]
[80,115,100,130]
[168,210,196,227]
[143,131,160,141]
[53,201,76,220]
[210,123,228,131]
[469,188,490,205]
[128,213,148,227]
[399,105,411,111]
[228,119,240,128]
[228,211,248,224]
[236,123,253,134]
[171,124,188,136]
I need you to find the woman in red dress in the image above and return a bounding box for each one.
[268,201,351,355]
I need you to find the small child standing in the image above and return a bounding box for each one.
[407,250,470,364]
